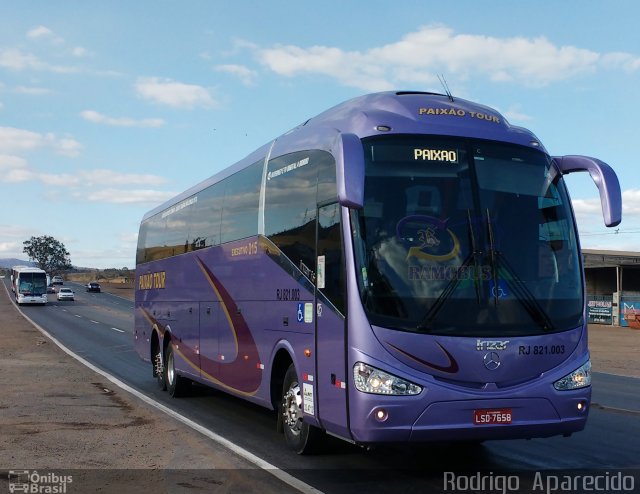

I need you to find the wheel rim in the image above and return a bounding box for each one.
[283,381,303,435]
[167,350,175,385]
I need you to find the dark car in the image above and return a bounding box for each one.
[86,282,101,293]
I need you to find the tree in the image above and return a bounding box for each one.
[23,235,72,274]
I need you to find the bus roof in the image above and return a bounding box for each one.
[142,91,544,221]
[12,266,45,274]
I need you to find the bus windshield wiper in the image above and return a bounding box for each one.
[417,211,481,331]
[468,209,482,304]
[485,209,555,332]
[500,256,555,332]
[486,209,499,306]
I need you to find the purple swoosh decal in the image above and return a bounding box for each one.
[386,341,459,374]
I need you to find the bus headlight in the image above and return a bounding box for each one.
[553,360,591,391]
[353,362,422,395]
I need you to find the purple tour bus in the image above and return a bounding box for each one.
[134,91,621,454]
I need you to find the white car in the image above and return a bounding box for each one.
[56,287,75,301]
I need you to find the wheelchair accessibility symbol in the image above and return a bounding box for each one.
[489,280,508,299]
[297,302,313,323]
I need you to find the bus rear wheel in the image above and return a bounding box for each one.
[166,343,189,397]
[281,364,320,454]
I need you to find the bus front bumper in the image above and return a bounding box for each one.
[348,392,590,444]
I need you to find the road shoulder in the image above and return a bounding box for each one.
[0,283,299,493]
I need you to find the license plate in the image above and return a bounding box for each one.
[473,408,512,425]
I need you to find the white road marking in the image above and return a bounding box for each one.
[111,327,125,333]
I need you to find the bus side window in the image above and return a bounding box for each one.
[318,203,345,315]
[265,150,335,281]
[220,160,262,243]
[190,183,224,250]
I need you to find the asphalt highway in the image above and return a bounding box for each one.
[8,279,640,493]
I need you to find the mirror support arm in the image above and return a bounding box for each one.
[553,155,622,227]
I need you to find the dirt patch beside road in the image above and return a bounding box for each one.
[0,284,299,493]
[587,323,640,378]
[99,280,134,300]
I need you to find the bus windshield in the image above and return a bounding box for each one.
[18,273,47,296]
[352,136,583,336]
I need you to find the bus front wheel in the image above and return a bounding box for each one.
[281,364,320,454]
[166,343,189,397]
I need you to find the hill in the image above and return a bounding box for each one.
[0,258,35,269]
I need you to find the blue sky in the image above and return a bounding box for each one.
[1,1,639,269]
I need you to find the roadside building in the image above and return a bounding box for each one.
[583,249,640,326]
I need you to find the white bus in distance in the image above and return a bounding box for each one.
[11,266,48,305]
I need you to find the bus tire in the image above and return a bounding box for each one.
[166,343,189,397]
[281,364,321,454]
[153,340,167,391]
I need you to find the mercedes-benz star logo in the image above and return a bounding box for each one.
[483,351,501,371]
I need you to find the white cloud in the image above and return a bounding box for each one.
[15,86,52,95]
[83,188,176,204]
[0,152,171,206]
[260,44,391,91]
[501,105,533,123]
[118,231,140,245]
[256,24,640,91]
[71,46,90,58]
[27,26,52,39]
[0,49,44,71]
[601,52,640,72]
[135,77,218,109]
[0,224,38,257]
[81,110,164,128]
[0,48,78,73]
[571,197,603,216]
[0,160,167,190]
[77,169,168,187]
[0,129,167,196]
[214,64,257,86]
[0,241,21,255]
[573,189,640,220]
[40,172,77,186]
[620,189,640,216]
[0,154,28,170]
[25,26,89,60]
[571,189,640,251]
[27,25,63,44]
[0,126,82,157]
[0,154,32,182]
[0,127,51,153]
[55,137,83,157]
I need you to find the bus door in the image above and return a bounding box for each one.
[315,202,350,439]
[199,301,220,383]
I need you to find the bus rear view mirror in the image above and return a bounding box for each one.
[336,133,365,209]
[554,155,622,227]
